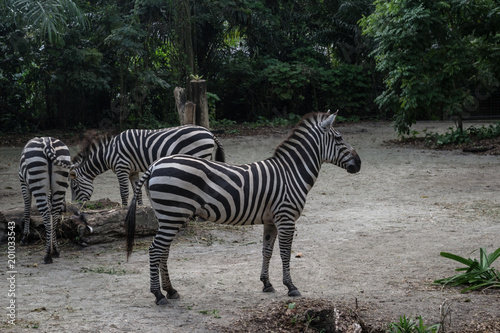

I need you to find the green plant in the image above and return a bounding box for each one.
[468,122,500,139]
[423,122,500,147]
[199,309,220,318]
[387,315,440,333]
[424,127,472,146]
[212,118,236,128]
[434,247,500,293]
[190,74,203,81]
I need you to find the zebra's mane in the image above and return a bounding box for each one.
[273,112,329,157]
[72,130,113,164]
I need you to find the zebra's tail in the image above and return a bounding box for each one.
[125,167,152,260]
[213,135,226,163]
[43,138,73,169]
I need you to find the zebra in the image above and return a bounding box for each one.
[19,137,72,264]
[69,125,225,206]
[125,111,361,305]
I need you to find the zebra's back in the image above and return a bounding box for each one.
[146,154,288,226]
[112,125,223,173]
[19,137,71,189]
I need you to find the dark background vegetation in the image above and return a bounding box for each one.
[1,0,499,135]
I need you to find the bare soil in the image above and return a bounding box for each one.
[1,121,499,332]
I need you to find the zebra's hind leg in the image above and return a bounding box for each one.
[20,183,32,245]
[160,246,180,300]
[50,202,65,259]
[260,223,278,293]
[277,225,301,297]
[149,227,181,305]
[149,240,168,305]
[41,211,54,264]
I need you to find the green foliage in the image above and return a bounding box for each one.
[424,127,472,146]
[360,0,500,135]
[0,0,377,131]
[468,122,500,139]
[5,0,89,46]
[387,315,440,333]
[423,122,500,146]
[207,92,221,123]
[199,309,221,319]
[434,247,500,292]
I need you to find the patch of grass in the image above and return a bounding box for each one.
[199,309,221,318]
[434,247,500,292]
[387,315,440,333]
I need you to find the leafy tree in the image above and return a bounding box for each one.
[3,0,88,46]
[360,0,500,135]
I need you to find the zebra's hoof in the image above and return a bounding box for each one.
[263,285,275,293]
[154,291,168,305]
[43,256,53,264]
[20,237,29,246]
[52,251,60,258]
[288,289,301,297]
[167,290,180,299]
[156,297,168,305]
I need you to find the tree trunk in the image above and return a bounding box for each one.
[174,87,187,125]
[0,200,158,246]
[184,101,196,125]
[190,79,209,129]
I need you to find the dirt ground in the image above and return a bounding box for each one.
[1,120,499,332]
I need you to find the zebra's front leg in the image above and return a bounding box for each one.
[260,223,278,293]
[278,226,301,297]
[116,169,130,206]
[160,246,180,300]
[129,172,143,206]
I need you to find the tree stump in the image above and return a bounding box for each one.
[190,79,209,129]
[174,87,187,125]
[184,101,196,125]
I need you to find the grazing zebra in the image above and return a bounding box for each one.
[125,111,361,305]
[19,137,72,264]
[70,125,225,206]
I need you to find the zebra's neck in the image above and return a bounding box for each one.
[76,137,113,179]
[272,124,323,194]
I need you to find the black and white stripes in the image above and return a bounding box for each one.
[70,125,225,206]
[19,137,72,264]
[125,112,361,305]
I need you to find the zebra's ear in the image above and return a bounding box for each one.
[320,111,338,130]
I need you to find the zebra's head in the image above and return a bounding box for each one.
[69,165,94,203]
[319,111,361,174]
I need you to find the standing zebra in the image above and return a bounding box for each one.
[125,111,361,305]
[70,125,225,206]
[19,137,72,264]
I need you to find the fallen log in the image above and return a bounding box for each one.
[0,199,158,245]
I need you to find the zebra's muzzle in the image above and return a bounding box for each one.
[346,153,361,174]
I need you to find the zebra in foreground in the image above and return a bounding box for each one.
[19,137,72,264]
[70,125,225,206]
[125,111,361,305]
